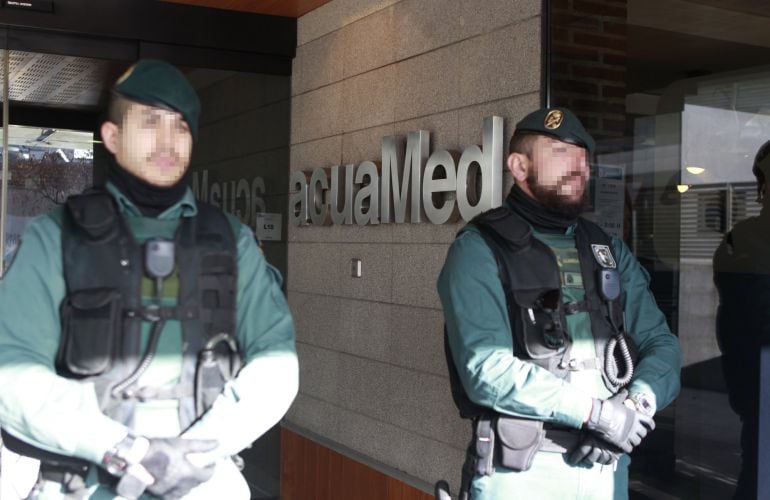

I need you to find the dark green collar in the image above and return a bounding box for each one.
[106,182,197,220]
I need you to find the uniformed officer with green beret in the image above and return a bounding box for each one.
[0,59,298,499]
[438,107,681,499]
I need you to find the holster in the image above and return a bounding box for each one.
[474,418,495,476]
[494,416,545,472]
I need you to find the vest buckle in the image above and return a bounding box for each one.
[142,304,161,322]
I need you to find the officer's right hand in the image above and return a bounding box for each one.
[567,434,621,466]
[123,437,219,499]
[583,392,655,454]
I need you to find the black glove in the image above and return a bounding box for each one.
[584,391,655,454]
[115,437,218,500]
[568,434,622,466]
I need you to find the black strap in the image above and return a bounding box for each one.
[39,462,90,484]
[564,300,590,315]
[120,384,195,402]
[1,429,91,471]
[124,305,199,322]
[575,218,624,329]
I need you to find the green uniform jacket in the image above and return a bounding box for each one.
[0,184,298,465]
[437,221,681,429]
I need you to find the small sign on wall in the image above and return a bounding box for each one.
[256,213,282,242]
[2,0,54,12]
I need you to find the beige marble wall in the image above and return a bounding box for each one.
[287,0,543,491]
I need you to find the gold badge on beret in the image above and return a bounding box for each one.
[544,109,564,130]
[116,64,136,85]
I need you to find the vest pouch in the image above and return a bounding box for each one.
[58,288,121,377]
[495,416,545,472]
[514,288,570,359]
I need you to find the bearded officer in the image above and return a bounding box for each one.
[437,108,681,499]
[0,59,298,499]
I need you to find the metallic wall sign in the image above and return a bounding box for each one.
[354,161,380,225]
[330,165,354,225]
[423,149,460,225]
[290,115,504,226]
[289,170,310,226]
[381,131,429,224]
[309,167,330,225]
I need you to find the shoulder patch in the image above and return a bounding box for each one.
[590,244,616,268]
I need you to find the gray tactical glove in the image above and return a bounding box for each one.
[583,391,655,454]
[568,434,622,466]
[141,438,218,499]
[109,436,219,499]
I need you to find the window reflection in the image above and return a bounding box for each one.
[550,1,770,497]
[2,126,93,271]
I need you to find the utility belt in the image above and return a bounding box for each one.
[469,415,581,476]
[34,452,246,498]
[37,462,116,496]
[456,416,582,500]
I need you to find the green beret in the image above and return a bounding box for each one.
[514,107,595,154]
[113,59,201,140]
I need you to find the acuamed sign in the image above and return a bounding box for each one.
[290,116,504,226]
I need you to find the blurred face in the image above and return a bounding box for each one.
[508,135,590,217]
[101,102,192,187]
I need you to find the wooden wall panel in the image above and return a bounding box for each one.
[281,428,434,500]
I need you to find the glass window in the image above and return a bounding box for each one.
[0,50,103,274]
[549,1,770,497]
[3,125,94,263]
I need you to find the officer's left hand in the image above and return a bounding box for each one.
[568,434,621,466]
[584,391,655,453]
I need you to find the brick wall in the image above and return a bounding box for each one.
[550,0,629,148]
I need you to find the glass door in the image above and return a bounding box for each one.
[0,49,97,500]
[0,50,104,276]
[548,1,770,497]
[3,124,94,258]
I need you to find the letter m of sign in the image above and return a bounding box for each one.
[380,131,429,224]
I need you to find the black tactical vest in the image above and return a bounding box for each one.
[2,188,240,469]
[445,207,630,419]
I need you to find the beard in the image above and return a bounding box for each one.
[526,169,590,219]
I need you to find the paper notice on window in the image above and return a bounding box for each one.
[585,164,625,238]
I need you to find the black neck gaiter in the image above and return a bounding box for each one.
[107,158,189,217]
[507,185,579,233]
